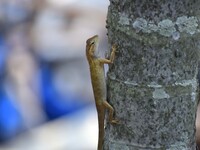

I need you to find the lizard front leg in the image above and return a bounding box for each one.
[99,44,117,64]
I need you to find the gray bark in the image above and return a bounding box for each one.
[105,0,200,149]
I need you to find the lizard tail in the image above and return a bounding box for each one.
[97,105,105,150]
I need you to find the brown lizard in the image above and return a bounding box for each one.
[86,35,118,150]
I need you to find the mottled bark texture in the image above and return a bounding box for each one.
[105,0,200,149]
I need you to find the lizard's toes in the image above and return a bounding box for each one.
[111,119,120,124]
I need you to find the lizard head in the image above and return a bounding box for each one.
[86,35,99,57]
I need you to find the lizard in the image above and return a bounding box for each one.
[86,35,119,150]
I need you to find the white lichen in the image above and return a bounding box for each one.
[131,16,199,37]
[174,79,198,102]
[153,88,170,99]
[148,22,158,32]
[158,19,176,37]
[148,82,162,88]
[174,79,196,86]
[124,81,138,86]
[176,16,198,35]
[172,31,180,40]
[132,18,148,33]
[119,13,130,25]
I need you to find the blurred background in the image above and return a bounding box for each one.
[1,0,200,150]
[0,0,110,149]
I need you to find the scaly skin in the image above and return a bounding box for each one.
[86,35,118,150]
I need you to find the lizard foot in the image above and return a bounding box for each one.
[111,119,120,124]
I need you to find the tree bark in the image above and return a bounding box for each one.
[105,0,200,149]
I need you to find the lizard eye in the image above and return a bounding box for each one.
[90,41,95,45]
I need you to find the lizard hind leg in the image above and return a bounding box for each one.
[103,101,119,124]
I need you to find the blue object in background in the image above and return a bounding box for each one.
[39,63,88,120]
[0,34,23,142]
[0,60,88,142]
[0,92,23,142]
[0,34,22,142]
[0,35,8,74]
[0,33,25,142]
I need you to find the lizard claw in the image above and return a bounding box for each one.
[111,119,120,124]
[111,44,119,53]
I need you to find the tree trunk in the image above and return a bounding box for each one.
[105,0,200,149]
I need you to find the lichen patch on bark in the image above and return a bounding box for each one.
[131,16,199,38]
